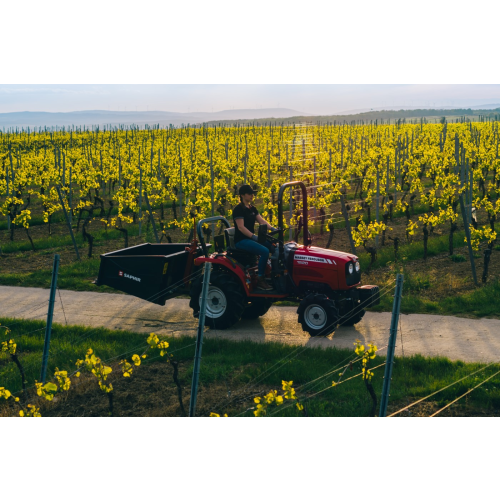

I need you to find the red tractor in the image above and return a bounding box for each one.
[189,181,380,336]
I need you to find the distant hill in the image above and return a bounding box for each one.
[1,106,499,130]
[0,108,307,129]
[335,104,500,115]
[204,108,500,126]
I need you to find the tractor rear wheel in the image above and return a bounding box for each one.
[297,294,339,337]
[241,297,273,320]
[189,270,245,329]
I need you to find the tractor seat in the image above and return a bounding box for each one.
[224,228,258,267]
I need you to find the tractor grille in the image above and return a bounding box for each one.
[345,261,361,286]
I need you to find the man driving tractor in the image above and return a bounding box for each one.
[232,184,276,290]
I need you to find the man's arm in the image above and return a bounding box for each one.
[256,214,276,231]
[235,218,256,239]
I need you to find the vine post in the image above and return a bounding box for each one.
[469,162,473,226]
[375,165,380,247]
[313,156,317,219]
[210,150,215,237]
[340,194,356,255]
[458,140,478,286]
[459,193,478,286]
[40,254,60,383]
[179,148,183,220]
[287,144,293,241]
[6,159,10,230]
[138,149,143,237]
[56,186,80,260]
[328,149,332,183]
[386,155,390,197]
[189,262,212,417]
[69,163,73,226]
[379,273,404,417]
[267,149,271,189]
[394,142,398,206]
[144,192,160,243]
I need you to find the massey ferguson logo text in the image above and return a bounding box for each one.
[118,271,141,282]
[294,255,334,264]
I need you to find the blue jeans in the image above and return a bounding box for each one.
[235,238,274,276]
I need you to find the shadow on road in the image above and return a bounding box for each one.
[304,325,368,351]
[204,317,268,343]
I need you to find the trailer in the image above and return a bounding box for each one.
[94,242,209,305]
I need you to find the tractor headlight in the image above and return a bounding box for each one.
[348,263,354,274]
[355,261,360,272]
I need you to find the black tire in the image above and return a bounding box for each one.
[189,270,245,329]
[339,307,366,327]
[241,297,273,319]
[297,293,339,337]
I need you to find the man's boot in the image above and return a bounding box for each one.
[256,276,273,290]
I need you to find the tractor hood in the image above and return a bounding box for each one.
[291,245,360,290]
[294,245,357,265]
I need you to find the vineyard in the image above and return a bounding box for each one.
[1,118,500,311]
[2,117,500,417]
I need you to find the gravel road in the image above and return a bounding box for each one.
[1,285,499,363]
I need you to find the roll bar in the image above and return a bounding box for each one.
[277,181,311,254]
[197,216,231,257]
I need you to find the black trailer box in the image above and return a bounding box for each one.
[95,243,209,305]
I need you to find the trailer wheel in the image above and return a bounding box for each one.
[189,271,245,329]
[241,298,273,320]
[297,294,339,337]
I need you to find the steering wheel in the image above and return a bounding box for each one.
[266,228,282,244]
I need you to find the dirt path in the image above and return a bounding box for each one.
[1,285,500,363]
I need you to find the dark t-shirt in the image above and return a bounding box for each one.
[232,202,259,244]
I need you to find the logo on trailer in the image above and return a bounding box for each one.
[118,270,141,282]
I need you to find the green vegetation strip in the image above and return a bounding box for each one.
[0,221,161,254]
[371,278,500,318]
[358,229,468,270]
[0,259,110,292]
[1,317,499,416]
[2,256,500,320]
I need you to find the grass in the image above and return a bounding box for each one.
[0,219,165,255]
[371,278,500,318]
[358,229,467,270]
[1,317,500,417]
[0,258,111,291]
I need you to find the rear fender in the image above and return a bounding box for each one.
[194,256,251,296]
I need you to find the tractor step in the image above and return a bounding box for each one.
[249,289,288,298]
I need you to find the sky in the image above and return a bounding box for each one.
[1,84,500,115]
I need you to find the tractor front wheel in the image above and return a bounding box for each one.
[339,306,365,327]
[241,297,273,320]
[189,271,246,329]
[297,294,339,337]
